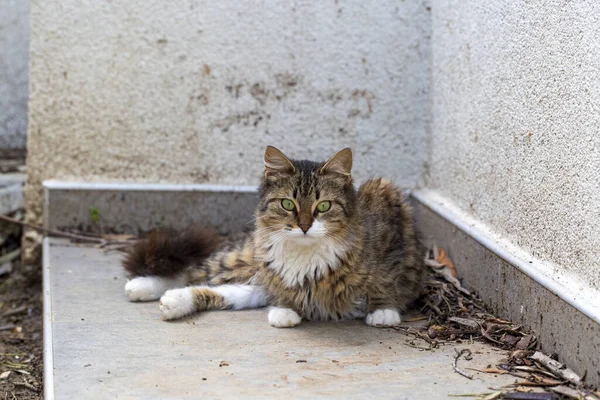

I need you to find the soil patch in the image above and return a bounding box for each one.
[0,273,43,400]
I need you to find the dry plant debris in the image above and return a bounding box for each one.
[398,246,600,400]
[454,348,475,380]
[1,210,42,400]
[0,283,43,400]
[0,214,139,249]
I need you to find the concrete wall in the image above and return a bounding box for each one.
[0,0,30,149]
[429,1,600,290]
[26,0,599,296]
[25,0,432,223]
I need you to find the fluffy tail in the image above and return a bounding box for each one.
[122,224,221,278]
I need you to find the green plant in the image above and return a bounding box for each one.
[89,207,101,224]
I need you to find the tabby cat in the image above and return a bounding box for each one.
[123,146,425,328]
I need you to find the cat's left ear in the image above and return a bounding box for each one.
[264,146,295,174]
[320,148,352,177]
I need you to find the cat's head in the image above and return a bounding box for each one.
[256,146,357,244]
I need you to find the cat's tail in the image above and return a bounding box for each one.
[123,224,221,278]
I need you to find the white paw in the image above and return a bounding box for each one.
[366,309,401,327]
[125,277,163,301]
[268,307,302,328]
[125,275,186,302]
[159,288,195,320]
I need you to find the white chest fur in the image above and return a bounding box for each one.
[264,234,344,288]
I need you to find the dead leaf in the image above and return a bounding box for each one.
[480,326,503,345]
[433,266,470,295]
[510,350,533,361]
[501,333,520,347]
[436,248,457,278]
[516,334,535,350]
[15,369,30,375]
[0,371,11,379]
[424,244,468,294]
[448,317,480,329]
[425,259,445,269]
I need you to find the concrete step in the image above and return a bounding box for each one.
[0,172,24,215]
[44,238,515,399]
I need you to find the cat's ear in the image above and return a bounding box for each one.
[264,146,295,174]
[320,148,352,176]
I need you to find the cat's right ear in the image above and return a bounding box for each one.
[264,146,295,175]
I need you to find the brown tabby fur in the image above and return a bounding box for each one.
[123,225,221,277]
[124,146,426,322]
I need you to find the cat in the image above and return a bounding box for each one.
[123,146,425,328]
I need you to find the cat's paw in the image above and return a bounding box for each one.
[365,309,401,327]
[125,277,163,302]
[159,288,196,320]
[268,307,302,328]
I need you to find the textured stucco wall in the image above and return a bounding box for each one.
[429,1,600,289]
[26,0,432,224]
[0,0,30,149]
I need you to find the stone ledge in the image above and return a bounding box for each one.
[43,181,258,235]
[412,189,600,387]
[0,173,24,215]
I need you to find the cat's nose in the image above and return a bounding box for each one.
[298,224,311,234]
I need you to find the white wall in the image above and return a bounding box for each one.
[429,1,600,290]
[26,0,432,222]
[23,0,600,297]
[0,0,29,149]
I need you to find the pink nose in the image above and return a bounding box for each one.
[299,224,311,234]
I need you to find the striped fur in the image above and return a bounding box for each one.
[123,146,426,328]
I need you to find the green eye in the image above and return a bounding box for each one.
[316,201,331,213]
[281,199,296,211]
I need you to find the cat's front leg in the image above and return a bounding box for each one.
[160,284,268,320]
[365,308,401,328]
[268,306,302,328]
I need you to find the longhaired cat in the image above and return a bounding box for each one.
[123,146,425,328]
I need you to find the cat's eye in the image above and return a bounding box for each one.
[281,199,296,211]
[316,201,331,213]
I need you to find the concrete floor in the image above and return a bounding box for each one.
[45,238,515,399]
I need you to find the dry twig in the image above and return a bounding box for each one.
[0,324,16,331]
[531,352,582,386]
[453,348,473,380]
[0,214,105,243]
[2,305,27,317]
[0,214,139,248]
[14,381,38,392]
